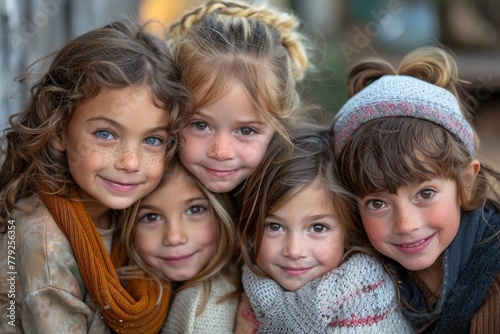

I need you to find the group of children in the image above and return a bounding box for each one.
[0,0,499,333]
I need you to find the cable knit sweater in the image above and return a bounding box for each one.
[161,275,238,334]
[242,253,415,333]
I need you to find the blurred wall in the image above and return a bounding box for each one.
[0,0,137,130]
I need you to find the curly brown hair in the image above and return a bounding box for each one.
[0,20,193,231]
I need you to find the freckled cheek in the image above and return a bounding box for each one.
[362,219,385,245]
[142,152,167,172]
[317,243,344,267]
[255,239,274,265]
[67,142,108,168]
[181,139,205,158]
[198,223,218,253]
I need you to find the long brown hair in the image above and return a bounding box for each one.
[240,125,359,274]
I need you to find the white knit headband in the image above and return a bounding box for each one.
[332,75,474,157]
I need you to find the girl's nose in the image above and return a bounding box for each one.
[115,143,141,172]
[163,222,188,246]
[393,207,422,234]
[207,133,235,161]
[282,233,306,260]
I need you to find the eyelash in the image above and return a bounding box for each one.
[95,130,115,140]
[139,213,162,223]
[186,205,207,215]
[144,137,164,146]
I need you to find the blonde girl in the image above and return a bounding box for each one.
[118,157,240,333]
[169,0,313,193]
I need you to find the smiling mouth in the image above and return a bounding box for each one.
[204,167,238,178]
[100,177,140,192]
[399,239,428,248]
[281,266,311,276]
[394,234,434,254]
[161,253,195,265]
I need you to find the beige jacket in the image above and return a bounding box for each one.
[0,195,112,333]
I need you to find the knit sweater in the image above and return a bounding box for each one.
[161,275,238,334]
[243,253,415,333]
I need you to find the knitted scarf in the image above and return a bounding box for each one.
[401,203,500,333]
[429,204,500,333]
[40,191,171,333]
[243,253,415,333]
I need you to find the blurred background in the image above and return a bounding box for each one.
[1,0,499,166]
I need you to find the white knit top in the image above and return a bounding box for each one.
[161,275,238,334]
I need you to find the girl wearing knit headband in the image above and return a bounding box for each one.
[333,46,500,332]
[239,125,414,332]
[168,0,312,194]
[0,20,191,333]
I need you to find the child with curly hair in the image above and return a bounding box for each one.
[0,20,191,333]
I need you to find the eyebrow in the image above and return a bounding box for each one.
[87,116,168,134]
[266,213,337,222]
[195,110,267,126]
[138,197,209,211]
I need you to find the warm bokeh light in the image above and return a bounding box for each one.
[139,0,203,27]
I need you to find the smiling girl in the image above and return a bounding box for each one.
[239,125,413,332]
[0,20,191,333]
[169,0,312,193]
[333,46,500,332]
[119,157,240,333]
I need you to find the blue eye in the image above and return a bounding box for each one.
[96,130,114,140]
[144,137,163,146]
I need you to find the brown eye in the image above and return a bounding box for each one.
[310,224,327,233]
[239,127,256,136]
[269,223,281,231]
[419,189,435,199]
[369,200,384,209]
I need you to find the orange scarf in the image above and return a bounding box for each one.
[40,192,171,333]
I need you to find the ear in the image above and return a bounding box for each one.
[50,133,66,152]
[462,159,480,202]
[464,159,480,181]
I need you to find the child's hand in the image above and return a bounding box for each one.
[234,293,259,334]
